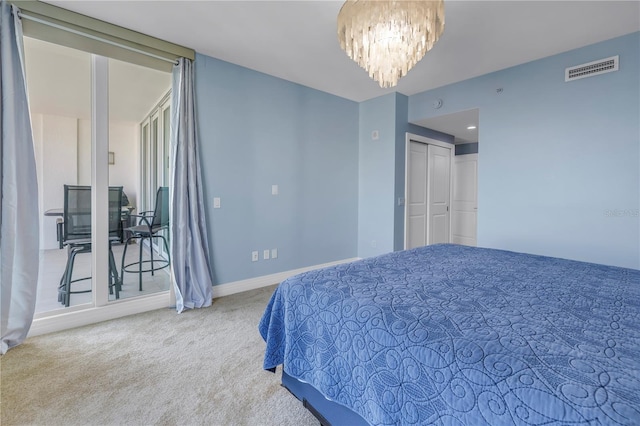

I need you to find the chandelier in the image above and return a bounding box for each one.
[337,0,445,88]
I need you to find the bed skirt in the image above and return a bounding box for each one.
[281,370,369,426]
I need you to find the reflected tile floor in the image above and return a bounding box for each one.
[35,243,171,315]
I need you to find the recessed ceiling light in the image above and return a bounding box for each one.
[467,125,477,130]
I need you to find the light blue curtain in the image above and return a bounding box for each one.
[170,57,213,313]
[0,1,40,354]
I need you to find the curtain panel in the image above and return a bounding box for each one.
[170,57,213,313]
[0,1,40,354]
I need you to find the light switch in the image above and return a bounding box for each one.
[213,197,221,209]
[271,248,278,259]
[263,249,270,260]
[272,185,279,195]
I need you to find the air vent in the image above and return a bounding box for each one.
[565,56,619,82]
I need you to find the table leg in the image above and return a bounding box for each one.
[56,219,63,249]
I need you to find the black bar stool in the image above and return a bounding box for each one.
[120,187,170,291]
[58,185,123,307]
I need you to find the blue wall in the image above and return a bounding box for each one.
[357,93,397,258]
[455,143,479,156]
[357,93,453,257]
[409,32,640,269]
[195,54,359,284]
[194,31,638,287]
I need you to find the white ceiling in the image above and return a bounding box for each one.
[38,0,640,137]
[416,108,479,144]
[24,37,171,122]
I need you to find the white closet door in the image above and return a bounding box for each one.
[452,154,478,246]
[407,141,428,249]
[405,140,452,249]
[428,145,451,245]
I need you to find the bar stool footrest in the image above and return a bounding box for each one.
[122,259,170,275]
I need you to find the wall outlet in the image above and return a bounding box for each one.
[271,184,279,195]
[371,130,379,140]
[271,248,278,259]
[251,251,259,262]
[371,240,377,248]
[213,197,221,208]
[263,249,270,260]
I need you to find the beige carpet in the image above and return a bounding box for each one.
[1,286,319,426]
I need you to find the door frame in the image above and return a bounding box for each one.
[403,133,454,250]
[29,56,173,337]
[139,92,171,259]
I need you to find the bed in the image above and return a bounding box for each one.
[259,244,640,425]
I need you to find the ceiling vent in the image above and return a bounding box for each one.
[565,56,619,82]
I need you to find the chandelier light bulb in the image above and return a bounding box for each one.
[337,0,445,88]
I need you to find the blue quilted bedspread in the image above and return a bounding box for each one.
[259,245,640,425]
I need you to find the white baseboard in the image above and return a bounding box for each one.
[28,257,359,338]
[212,257,360,298]
[29,292,171,337]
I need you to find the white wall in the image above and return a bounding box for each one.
[78,119,139,208]
[33,113,78,250]
[77,119,91,186]
[108,121,140,208]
